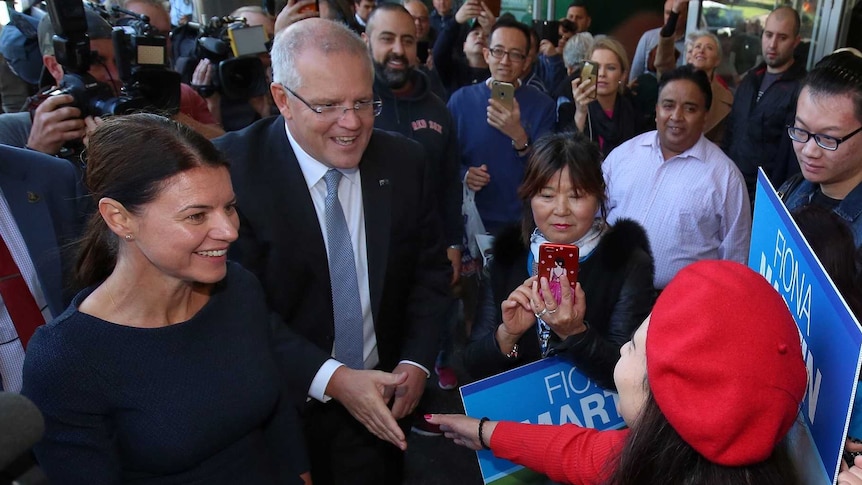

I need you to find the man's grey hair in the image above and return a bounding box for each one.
[687,29,722,62]
[271,18,372,90]
[563,31,594,70]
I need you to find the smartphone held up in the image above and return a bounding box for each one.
[581,60,598,99]
[538,243,579,305]
[491,80,515,109]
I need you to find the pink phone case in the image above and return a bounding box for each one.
[538,243,579,305]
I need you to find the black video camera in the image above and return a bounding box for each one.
[172,15,269,101]
[40,0,180,117]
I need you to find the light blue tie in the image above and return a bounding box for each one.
[324,169,365,369]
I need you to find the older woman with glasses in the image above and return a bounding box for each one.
[655,0,733,144]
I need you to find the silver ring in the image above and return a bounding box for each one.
[534,308,548,318]
[547,308,558,315]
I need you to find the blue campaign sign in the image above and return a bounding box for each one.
[460,357,625,484]
[749,170,862,484]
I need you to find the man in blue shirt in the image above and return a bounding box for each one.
[448,17,555,234]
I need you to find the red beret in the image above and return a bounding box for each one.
[646,260,807,466]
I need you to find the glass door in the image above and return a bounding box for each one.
[690,0,854,88]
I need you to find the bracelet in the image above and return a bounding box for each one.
[190,84,215,99]
[478,416,491,450]
[505,343,519,359]
[511,137,530,152]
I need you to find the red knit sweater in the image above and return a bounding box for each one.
[489,422,628,485]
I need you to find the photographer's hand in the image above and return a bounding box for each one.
[27,94,85,155]
[82,116,104,148]
[191,59,221,124]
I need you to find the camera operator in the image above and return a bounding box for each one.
[119,0,224,132]
[0,4,222,160]
[190,6,277,131]
[0,8,117,157]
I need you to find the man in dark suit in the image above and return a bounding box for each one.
[0,145,84,392]
[214,18,451,485]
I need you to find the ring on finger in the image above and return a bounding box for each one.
[547,307,558,315]
[534,308,549,318]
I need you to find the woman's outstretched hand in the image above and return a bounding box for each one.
[426,414,499,451]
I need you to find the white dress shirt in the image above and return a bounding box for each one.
[284,125,428,402]
[603,131,752,289]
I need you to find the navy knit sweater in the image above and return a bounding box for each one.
[22,262,305,484]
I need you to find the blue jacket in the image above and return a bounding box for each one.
[779,174,862,247]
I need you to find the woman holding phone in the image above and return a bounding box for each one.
[567,36,646,157]
[432,260,806,485]
[462,132,655,389]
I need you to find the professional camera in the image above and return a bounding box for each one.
[40,0,180,117]
[172,15,269,100]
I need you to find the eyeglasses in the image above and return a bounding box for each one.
[786,125,862,151]
[487,47,527,63]
[281,85,382,120]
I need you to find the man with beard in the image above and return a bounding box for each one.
[723,6,805,204]
[364,4,463,398]
[363,4,462,289]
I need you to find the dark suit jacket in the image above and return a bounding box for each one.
[214,117,451,395]
[0,145,85,315]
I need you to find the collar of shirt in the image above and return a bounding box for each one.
[641,130,710,164]
[484,77,523,89]
[283,123,360,191]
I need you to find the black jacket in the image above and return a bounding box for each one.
[723,61,806,201]
[432,16,490,95]
[215,119,452,393]
[463,219,656,390]
[373,70,463,247]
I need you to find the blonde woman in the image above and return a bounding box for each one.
[569,36,646,156]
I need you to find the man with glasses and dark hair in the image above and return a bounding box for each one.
[780,49,862,246]
[214,17,451,485]
[448,17,555,234]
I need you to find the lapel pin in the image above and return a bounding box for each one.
[378,179,390,187]
[27,191,40,203]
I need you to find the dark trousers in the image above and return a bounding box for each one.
[303,400,407,485]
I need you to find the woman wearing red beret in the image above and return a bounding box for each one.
[429,260,807,484]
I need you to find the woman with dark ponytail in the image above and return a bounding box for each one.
[21,113,309,484]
